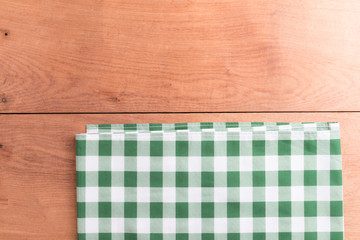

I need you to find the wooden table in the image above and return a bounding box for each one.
[1,1,360,239]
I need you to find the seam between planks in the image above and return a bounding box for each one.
[1,111,360,115]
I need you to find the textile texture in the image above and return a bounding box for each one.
[76,122,344,240]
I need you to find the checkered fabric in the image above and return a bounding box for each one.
[76,122,344,240]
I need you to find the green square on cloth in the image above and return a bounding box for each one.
[76,122,344,240]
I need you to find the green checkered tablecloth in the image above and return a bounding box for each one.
[76,122,344,240]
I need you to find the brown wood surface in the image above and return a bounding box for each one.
[1,0,359,239]
[0,113,359,239]
[1,0,360,113]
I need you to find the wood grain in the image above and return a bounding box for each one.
[0,113,358,239]
[1,0,360,113]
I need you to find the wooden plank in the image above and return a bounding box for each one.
[0,113,359,239]
[1,1,360,113]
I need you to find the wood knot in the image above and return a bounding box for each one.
[0,144,3,148]
[1,30,9,37]
[110,96,120,102]
[1,98,6,103]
